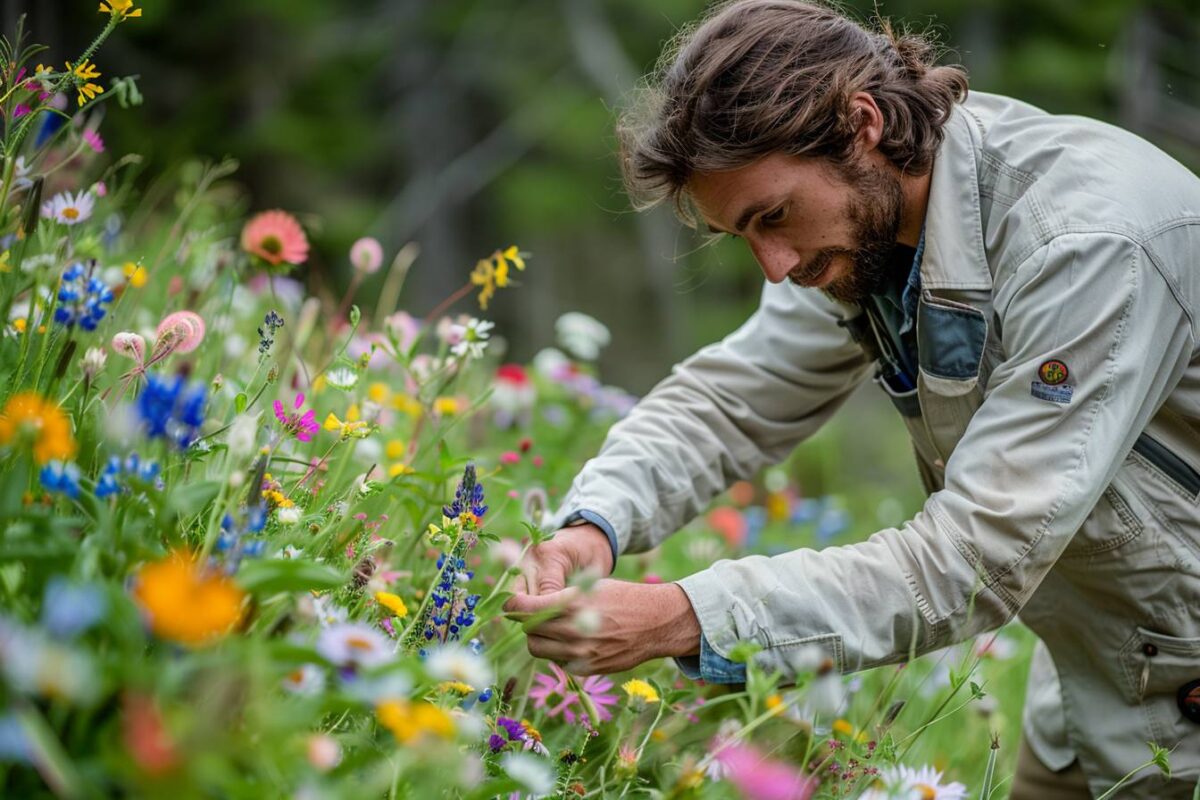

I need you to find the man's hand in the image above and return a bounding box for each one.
[504,579,702,674]
[507,523,614,597]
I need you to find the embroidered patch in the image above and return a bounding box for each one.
[1038,359,1069,385]
[1031,381,1074,404]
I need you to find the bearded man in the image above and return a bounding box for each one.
[504,2,1200,797]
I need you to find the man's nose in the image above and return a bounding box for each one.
[748,236,794,284]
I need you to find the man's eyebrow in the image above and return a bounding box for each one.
[704,200,770,236]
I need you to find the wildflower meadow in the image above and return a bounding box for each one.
[0,7,1104,800]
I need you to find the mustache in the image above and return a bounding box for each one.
[788,248,851,286]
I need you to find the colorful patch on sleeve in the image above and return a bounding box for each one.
[1038,359,1069,385]
[1031,381,1073,404]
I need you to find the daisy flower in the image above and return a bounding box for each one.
[41,190,95,225]
[316,623,394,670]
[273,393,319,442]
[555,311,611,361]
[859,765,968,800]
[424,643,493,688]
[449,318,494,359]
[282,663,326,695]
[240,210,309,269]
[529,663,618,724]
[500,752,554,798]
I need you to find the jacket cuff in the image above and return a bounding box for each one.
[561,509,619,572]
[675,633,748,684]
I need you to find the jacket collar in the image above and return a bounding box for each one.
[920,103,993,292]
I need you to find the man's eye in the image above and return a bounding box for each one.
[761,206,787,225]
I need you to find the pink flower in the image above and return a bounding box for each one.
[350,237,384,274]
[111,332,147,365]
[83,129,105,153]
[13,104,31,118]
[273,393,320,442]
[383,311,420,351]
[714,743,818,800]
[154,311,206,356]
[241,210,309,268]
[529,663,618,725]
[499,451,520,466]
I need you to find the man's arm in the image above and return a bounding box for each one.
[549,279,873,559]
[677,234,1193,676]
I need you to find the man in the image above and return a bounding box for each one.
[503,1,1200,797]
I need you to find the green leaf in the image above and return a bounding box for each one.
[166,481,221,517]
[349,305,361,327]
[236,559,347,595]
[235,392,248,413]
[1148,742,1172,779]
[727,641,763,663]
[970,681,986,699]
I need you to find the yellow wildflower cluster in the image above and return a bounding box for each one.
[0,392,77,464]
[66,59,104,107]
[376,699,454,744]
[261,489,294,509]
[123,261,148,288]
[469,245,525,310]
[131,551,245,646]
[437,681,474,695]
[324,404,370,440]
[621,679,660,706]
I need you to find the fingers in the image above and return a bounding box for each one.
[504,586,581,616]
[527,634,583,664]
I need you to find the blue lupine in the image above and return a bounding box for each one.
[136,374,208,449]
[39,461,81,498]
[442,462,487,521]
[215,504,269,573]
[54,263,113,331]
[96,452,163,498]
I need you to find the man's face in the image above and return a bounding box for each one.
[689,152,903,303]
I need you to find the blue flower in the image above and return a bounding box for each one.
[39,461,81,498]
[41,577,106,639]
[54,262,113,331]
[136,374,208,449]
[442,462,487,521]
[95,452,163,498]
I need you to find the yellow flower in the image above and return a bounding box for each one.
[368,382,391,404]
[831,718,868,742]
[376,699,454,744]
[437,681,474,695]
[66,60,104,107]
[433,397,460,416]
[621,679,659,705]
[311,375,327,394]
[99,0,142,18]
[323,412,370,440]
[261,489,294,509]
[12,318,26,333]
[374,591,408,619]
[391,392,421,417]
[385,439,406,460]
[388,462,414,478]
[131,552,245,646]
[520,719,543,745]
[123,261,147,288]
[469,245,526,310]
[766,693,784,713]
[0,392,77,464]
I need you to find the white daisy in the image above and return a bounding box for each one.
[282,663,326,695]
[555,311,611,360]
[860,764,968,800]
[41,190,95,226]
[316,623,394,669]
[324,367,359,390]
[277,506,301,526]
[424,643,494,688]
[449,318,494,359]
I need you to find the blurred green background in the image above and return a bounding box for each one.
[9,0,1200,513]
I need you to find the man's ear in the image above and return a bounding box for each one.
[849,91,884,154]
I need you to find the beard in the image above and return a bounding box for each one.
[790,161,904,305]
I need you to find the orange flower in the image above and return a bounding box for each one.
[240,210,309,268]
[0,392,76,464]
[132,552,245,646]
[376,699,454,744]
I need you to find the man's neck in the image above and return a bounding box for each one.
[897,169,932,248]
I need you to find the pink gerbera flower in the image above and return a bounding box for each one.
[273,393,320,442]
[528,663,618,725]
[241,210,310,268]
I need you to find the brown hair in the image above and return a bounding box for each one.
[618,0,968,221]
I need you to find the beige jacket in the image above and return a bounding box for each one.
[552,92,1200,797]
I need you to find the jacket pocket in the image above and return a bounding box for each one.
[1119,626,1200,774]
[1131,434,1200,501]
[1061,480,1144,559]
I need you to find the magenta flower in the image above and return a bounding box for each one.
[83,129,105,153]
[528,663,618,725]
[13,104,31,118]
[713,743,818,800]
[273,393,320,442]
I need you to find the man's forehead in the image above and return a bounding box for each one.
[690,167,778,234]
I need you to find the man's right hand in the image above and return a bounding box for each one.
[505,522,614,599]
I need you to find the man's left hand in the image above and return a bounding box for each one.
[505,579,702,674]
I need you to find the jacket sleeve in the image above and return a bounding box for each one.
[677,233,1194,676]
[548,279,873,556]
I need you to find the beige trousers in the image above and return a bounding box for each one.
[1009,739,1093,799]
